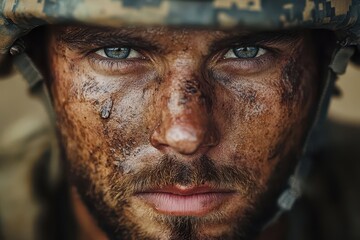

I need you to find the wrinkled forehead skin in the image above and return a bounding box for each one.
[0,0,359,55]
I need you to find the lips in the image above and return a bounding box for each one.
[136,185,235,216]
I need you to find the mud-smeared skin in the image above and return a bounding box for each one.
[48,26,319,240]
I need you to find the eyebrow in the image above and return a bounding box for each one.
[57,25,302,54]
[57,26,160,51]
[209,30,302,52]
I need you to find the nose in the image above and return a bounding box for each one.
[150,76,219,155]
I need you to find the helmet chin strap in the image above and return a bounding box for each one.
[263,45,355,230]
[12,50,60,190]
[9,40,357,232]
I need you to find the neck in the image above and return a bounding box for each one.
[71,187,108,240]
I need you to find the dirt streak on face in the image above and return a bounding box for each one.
[47,26,319,240]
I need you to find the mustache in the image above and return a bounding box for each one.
[109,155,260,198]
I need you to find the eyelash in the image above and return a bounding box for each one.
[86,47,149,73]
[224,47,266,59]
[87,45,275,73]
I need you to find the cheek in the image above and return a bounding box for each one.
[211,59,316,182]
[50,55,161,175]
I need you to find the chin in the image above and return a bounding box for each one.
[79,186,272,240]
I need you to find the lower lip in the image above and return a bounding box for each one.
[137,192,233,216]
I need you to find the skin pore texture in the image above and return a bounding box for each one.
[46,26,319,240]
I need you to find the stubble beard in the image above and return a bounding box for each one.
[65,151,297,240]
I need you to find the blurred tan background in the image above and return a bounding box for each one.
[0,72,48,142]
[329,64,360,124]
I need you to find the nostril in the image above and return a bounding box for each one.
[149,127,164,148]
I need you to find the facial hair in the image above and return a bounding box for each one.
[67,152,296,240]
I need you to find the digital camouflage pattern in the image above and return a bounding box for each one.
[0,0,359,57]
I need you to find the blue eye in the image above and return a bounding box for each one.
[224,46,266,59]
[104,47,130,59]
[233,47,259,58]
[95,47,142,59]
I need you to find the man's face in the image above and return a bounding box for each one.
[47,26,318,239]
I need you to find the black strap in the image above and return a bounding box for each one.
[263,46,355,230]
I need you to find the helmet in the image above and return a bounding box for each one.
[0,0,359,56]
[0,0,359,235]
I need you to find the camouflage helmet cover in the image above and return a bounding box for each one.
[0,0,360,57]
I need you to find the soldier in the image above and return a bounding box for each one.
[0,1,359,240]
